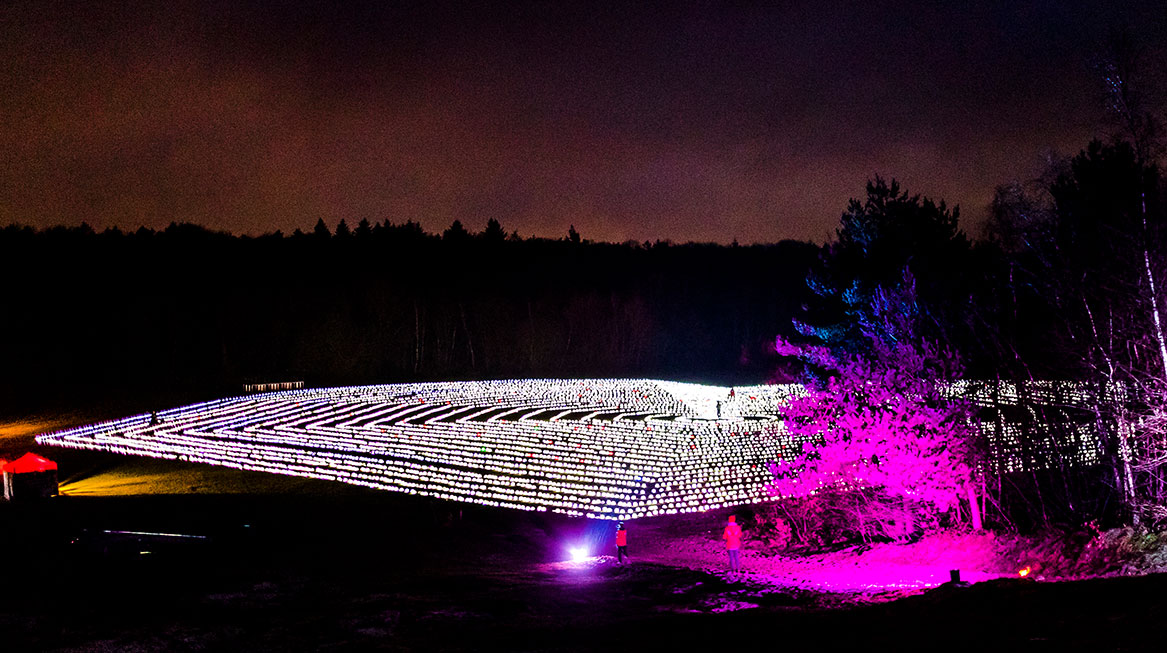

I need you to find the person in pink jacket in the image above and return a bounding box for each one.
[615,522,629,564]
[723,515,743,571]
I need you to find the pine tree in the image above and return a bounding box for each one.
[313,218,331,240]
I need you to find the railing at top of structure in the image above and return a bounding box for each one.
[242,381,305,394]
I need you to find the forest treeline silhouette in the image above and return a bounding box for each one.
[0,219,819,412]
[3,134,1161,426]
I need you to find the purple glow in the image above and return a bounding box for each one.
[769,335,977,534]
[660,530,1011,593]
[749,565,1003,592]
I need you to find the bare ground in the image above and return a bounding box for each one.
[3,413,1167,651]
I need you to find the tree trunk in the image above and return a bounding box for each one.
[1115,403,1139,523]
[966,483,983,531]
[1138,141,1167,377]
[1140,238,1167,376]
[526,300,536,372]
[413,302,422,374]
[459,302,476,370]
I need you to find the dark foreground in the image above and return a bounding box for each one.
[1,449,1165,651]
[2,496,1165,651]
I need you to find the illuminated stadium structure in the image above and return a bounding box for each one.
[35,379,1111,520]
[36,379,807,520]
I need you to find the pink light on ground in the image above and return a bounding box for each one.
[748,563,1003,592]
[703,532,1014,592]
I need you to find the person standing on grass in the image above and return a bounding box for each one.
[723,515,743,571]
[616,522,629,564]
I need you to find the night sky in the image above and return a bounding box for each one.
[3,1,1165,244]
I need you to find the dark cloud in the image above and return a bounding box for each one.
[2,0,1165,243]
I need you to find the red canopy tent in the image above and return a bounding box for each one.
[2,453,57,474]
[2,452,58,500]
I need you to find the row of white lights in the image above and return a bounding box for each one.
[37,379,808,520]
[35,379,1105,517]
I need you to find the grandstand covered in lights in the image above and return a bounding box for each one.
[36,380,806,520]
[35,378,1111,520]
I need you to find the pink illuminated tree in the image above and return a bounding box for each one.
[770,278,983,542]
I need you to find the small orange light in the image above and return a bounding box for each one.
[1018,566,1031,578]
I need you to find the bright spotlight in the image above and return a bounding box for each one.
[569,546,588,562]
[1018,566,1031,578]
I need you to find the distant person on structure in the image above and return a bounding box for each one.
[723,515,743,571]
[616,522,629,564]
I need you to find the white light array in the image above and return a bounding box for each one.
[36,379,806,520]
[981,421,1103,474]
[949,380,1107,473]
[949,379,1119,407]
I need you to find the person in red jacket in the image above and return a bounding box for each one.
[723,515,743,571]
[615,522,629,564]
